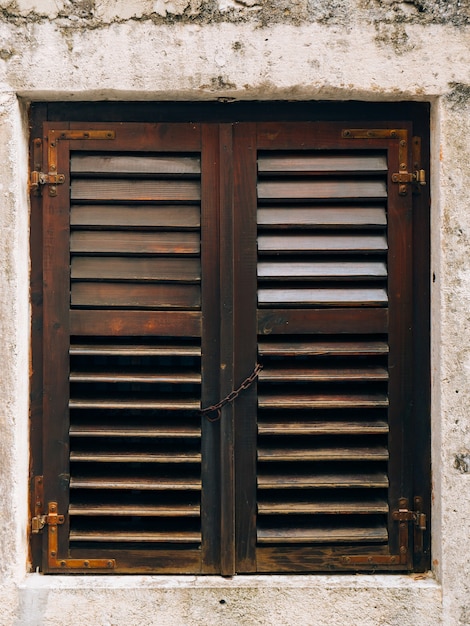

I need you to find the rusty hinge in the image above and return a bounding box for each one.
[393,496,427,557]
[46,502,115,571]
[31,476,65,535]
[30,129,115,197]
[31,477,115,570]
[342,129,426,196]
[341,496,426,568]
[391,135,426,195]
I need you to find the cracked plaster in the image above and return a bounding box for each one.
[0,0,469,625]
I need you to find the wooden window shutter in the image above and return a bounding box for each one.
[232,122,425,572]
[31,116,429,574]
[38,123,222,573]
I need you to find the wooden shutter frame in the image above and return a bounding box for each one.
[29,106,426,573]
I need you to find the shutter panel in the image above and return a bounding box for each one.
[41,123,221,573]
[250,123,414,571]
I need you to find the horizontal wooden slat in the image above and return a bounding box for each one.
[71,231,200,255]
[71,154,201,175]
[71,283,201,309]
[258,340,389,356]
[258,500,389,515]
[258,234,387,253]
[258,309,388,335]
[257,526,388,544]
[70,530,201,543]
[258,288,388,307]
[257,261,387,280]
[258,394,389,409]
[258,154,388,173]
[71,205,201,228]
[71,179,201,202]
[258,472,389,489]
[69,398,200,410]
[70,451,201,463]
[70,476,201,490]
[71,257,201,282]
[69,504,200,516]
[258,180,387,200]
[70,425,201,437]
[257,207,387,228]
[70,343,201,356]
[258,446,389,462]
[70,370,201,383]
[70,310,202,336]
[259,367,388,382]
[257,420,389,436]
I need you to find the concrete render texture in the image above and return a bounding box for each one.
[0,0,469,624]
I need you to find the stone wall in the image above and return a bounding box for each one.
[0,1,469,624]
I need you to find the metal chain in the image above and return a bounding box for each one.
[201,363,263,422]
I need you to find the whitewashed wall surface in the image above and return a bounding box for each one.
[0,0,469,624]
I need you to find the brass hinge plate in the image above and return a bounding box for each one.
[30,129,115,196]
[342,129,426,196]
[341,554,402,566]
[46,501,116,571]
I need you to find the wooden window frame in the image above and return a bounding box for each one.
[29,102,430,575]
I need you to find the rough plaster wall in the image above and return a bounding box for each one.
[0,0,469,624]
[434,90,470,626]
[0,91,29,579]
[12,574,441,626]
[0,92,29,623]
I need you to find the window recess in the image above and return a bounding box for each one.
[30,117,430,574]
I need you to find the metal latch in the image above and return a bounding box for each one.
[392,169,426,195]
[30,171,65,195]
[392,507,427,530]
[31,510,65,534]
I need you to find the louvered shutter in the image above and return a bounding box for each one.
[41,123,221,573]
[232,123,416,572]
